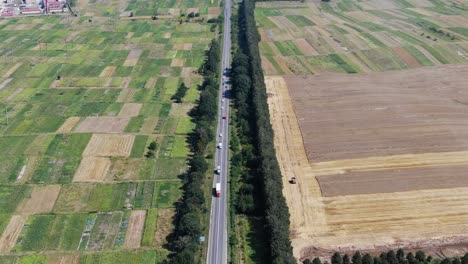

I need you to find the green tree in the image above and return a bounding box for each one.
[313,257,323,264]
[462,254,468,264]
[453,258,461,264]
[440,259,451,264]
[303,260,312,264]
[415,251,425,263]
[148,140,157,151]
[343,254,350,264]
[353,252,362,264]
[397,249,405,263]
[363,254,374,264]
[332,253,343,264]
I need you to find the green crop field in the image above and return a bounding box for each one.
[0,0,218,258]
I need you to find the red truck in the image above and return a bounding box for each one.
[215,183,221,197]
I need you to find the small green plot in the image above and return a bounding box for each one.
[141,208,158,246]
[79,250,166,264]
[46,133,92,157]
[0,214,11,236]
[85,183,135,212]
[124,116,145,133]
[156,181,182,208]
[0,135,36,157]
[171,136,189,158]
[130,135,149,158]
[31,156,81,184]
[14,214,86,252]
[134,182,155,209]
[175,117,195,134]
[0,157,26,183]
[285,15,315,27]
[403,45,433,66]
[153,158,187,180]
[307,53,361,73]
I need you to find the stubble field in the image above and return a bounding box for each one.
[257,0,468,261]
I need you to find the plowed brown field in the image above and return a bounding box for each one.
[83,134,134,157]
[264,64,468,261]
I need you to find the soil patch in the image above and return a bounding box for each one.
[286,64,468,162]
[170,58,185,67]
[75,117,130,133]
[393,46,421,68]
[99,66,117,77]
[154,209,175,247]
[118,103,142,117]
[124,210,146,248]
[17,185,61,215]
[117,89,136,102]
[318,164,468,196]
[123,49,142,66]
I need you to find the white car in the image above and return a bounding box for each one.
[217,143,223,149]
[219,133,223,137]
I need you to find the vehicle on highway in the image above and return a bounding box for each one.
[215,183,221,197]
[215,166,221,174]
[219,133,223,137]
[217,142,223,149]
[222,115,227,120]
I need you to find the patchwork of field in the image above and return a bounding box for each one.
[257,0,468,261]
[256,0,468,75]
[0,0,214,260]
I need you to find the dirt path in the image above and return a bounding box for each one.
[0,215,27,253]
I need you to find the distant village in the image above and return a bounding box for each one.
[1,0,71,17]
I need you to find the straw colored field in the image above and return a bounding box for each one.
[74,117,130,133]
[73,157,111,182]
[0,215,27,253]
[118,103,142,117]
[17,185,61,215]
[56,117,81,133]
[265,73,468,260]
[83,134,135,157]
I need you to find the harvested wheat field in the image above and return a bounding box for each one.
[264,64,468,261]
[73,157,111,182]
[83,134,134,157]
[17,185,61,215]
[74,117,130,133]
[124,210,146,248]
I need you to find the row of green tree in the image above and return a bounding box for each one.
[304,250,468,264]
[167,38,221,264]
[230,0,296,263]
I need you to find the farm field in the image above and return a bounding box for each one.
[0,0,218,260]
[256,0,468,261]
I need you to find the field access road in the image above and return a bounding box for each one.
[206,0,232,263]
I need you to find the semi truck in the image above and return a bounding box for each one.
[215,183,221,197]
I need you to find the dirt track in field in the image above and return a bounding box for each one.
[0,215,27,253]
[264,68,468,260]
[124,210,146,248]
[286,64,468,162]
[75,117,130,133]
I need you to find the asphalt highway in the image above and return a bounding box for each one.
[206,0,232,262]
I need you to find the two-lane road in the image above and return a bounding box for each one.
[206,0,232,262]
